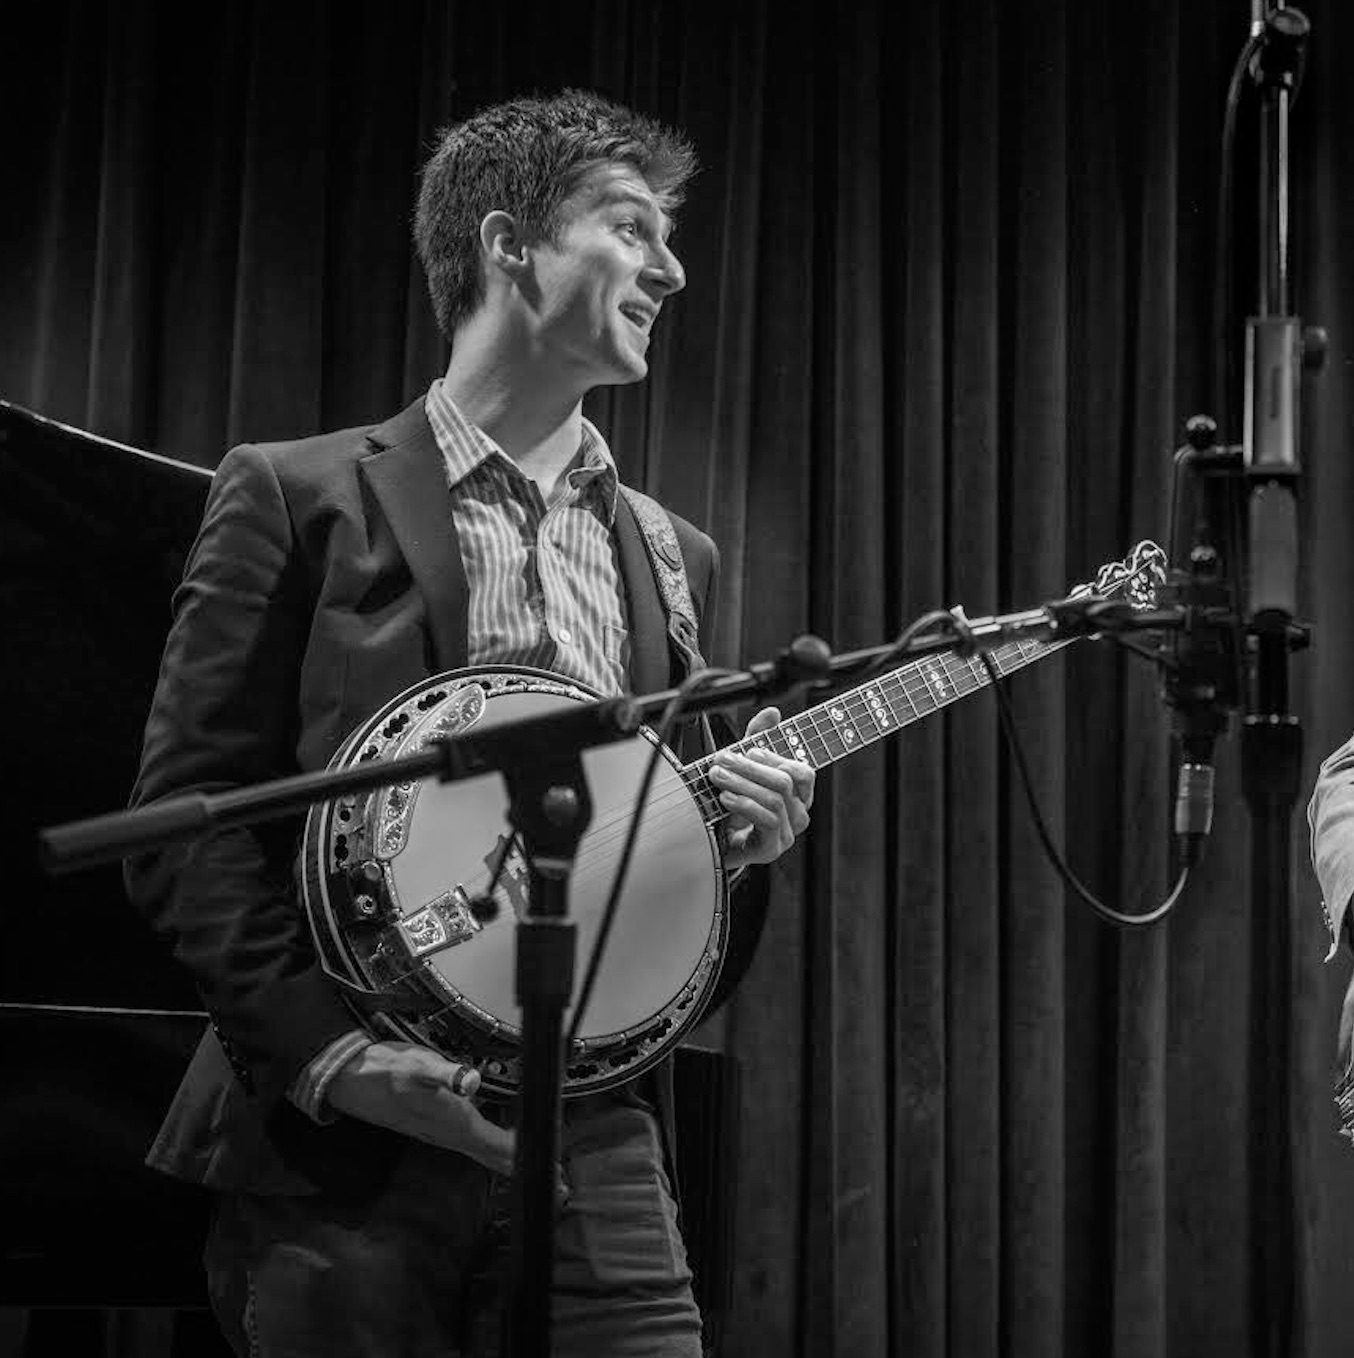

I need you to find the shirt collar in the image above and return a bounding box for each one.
[424,380,619,524]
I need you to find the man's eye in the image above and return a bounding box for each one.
[617,221,640,239]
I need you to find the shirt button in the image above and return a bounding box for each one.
[558,627,573,645]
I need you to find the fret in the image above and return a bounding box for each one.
[778,718,813,767]
[836,694,875,742]
[950,654,984,691]
[857,684,898,737]
[975,653,998,685]
[838,701,872,748]
[683,765,723,820]
[870,680,905,726]
[752,727,797,760]
[791,713,834,767]
[965,658,991,690]
[814,711,847,765]
[989,645,1018,677]
[884,671,920,720]
[917,659,958,707]
[941,654,985,697]
[972,651,1002,685]
[903,674,940,716]
[1000,642,1029,674]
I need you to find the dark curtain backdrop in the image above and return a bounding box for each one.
[5,1,1354,1355]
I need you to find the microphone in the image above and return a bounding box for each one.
[1164,418,1240,871]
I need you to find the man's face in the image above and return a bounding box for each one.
[525,161,686,388]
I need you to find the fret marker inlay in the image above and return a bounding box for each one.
[864,685,893,728]
[923,662,951,698]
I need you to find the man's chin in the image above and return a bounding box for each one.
[594,356,649,386]
[573,340,649,390]
[613,328,652,381]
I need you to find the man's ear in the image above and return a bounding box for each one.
[480,210,529,281]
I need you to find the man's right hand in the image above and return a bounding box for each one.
[324,1040,515,1176]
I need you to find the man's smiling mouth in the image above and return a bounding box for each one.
[619,302,655,333]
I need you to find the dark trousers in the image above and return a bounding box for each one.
[203,1096,703,1357]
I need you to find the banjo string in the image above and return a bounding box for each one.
[421,677,884,900]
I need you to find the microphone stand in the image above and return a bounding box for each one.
[1241,7,1313,1353]
[1169,7,1322,1352]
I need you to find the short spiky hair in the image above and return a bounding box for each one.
[414,89,698,341]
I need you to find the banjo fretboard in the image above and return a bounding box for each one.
[682,634,1074,814]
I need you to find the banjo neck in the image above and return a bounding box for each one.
[681,633,1078,812]
[679,541,1168,802]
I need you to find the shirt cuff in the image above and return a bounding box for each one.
[288,1029,372,1124]
[1321,882,1354,963]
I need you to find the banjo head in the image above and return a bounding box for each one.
[300,666,728,1099]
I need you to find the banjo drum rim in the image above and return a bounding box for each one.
[298,663,730,1098]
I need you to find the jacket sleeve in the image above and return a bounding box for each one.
[124,443,357,1106]
[1310,733,1354,962]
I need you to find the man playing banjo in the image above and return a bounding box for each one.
[126,89,814,1356]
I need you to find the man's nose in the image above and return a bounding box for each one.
[647,240,686,296]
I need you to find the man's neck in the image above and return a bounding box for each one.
[441,334,588,498]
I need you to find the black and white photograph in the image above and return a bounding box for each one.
[4,3,1354,1355]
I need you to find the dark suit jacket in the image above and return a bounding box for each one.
[125,398,720,1196]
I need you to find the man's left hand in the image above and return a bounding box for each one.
[712,706,815,871]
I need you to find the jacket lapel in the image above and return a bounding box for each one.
[358,399,468,671]
[613,492,671,695]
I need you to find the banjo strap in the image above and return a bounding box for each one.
[619,487,726,784]
[620,485,708,676]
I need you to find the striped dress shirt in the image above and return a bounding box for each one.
[427,378,630,697]
[290,383,631,1120]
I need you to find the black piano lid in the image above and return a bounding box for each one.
[0,399,211,552]
[3,399,210,1011]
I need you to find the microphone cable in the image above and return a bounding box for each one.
[978,651,1191,929]
[566,665,734,1051]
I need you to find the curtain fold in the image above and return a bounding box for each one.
[5,3,1354,1355]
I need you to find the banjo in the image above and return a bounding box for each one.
[299,541,1166,1100]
